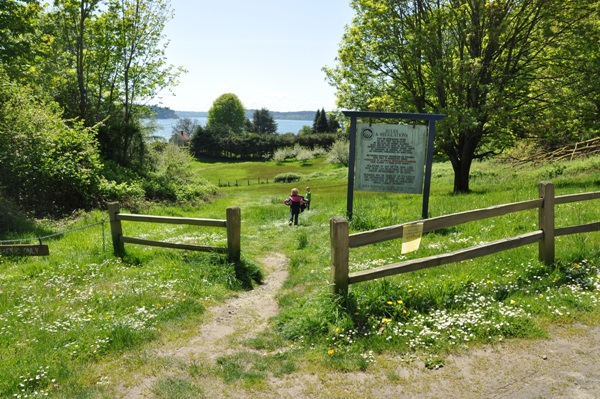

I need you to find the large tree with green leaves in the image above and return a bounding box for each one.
[42,0,184,168]
[207,93,246,135]
[325,0,600,192]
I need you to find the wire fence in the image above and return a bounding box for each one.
[0,220,107,252]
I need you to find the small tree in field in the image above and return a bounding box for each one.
[326,139,349,166]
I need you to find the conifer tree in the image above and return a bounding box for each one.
[312,109,321,133]
[316,107,330,133]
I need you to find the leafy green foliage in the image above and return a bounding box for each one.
[43,0,184,169]
[207,93,247,135]
[0,0,43,80]
[325,0,600,192]
[0,70,102,215]
[190,125,338,161]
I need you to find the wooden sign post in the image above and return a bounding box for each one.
[0,244,49,256]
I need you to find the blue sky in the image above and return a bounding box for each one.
[155,0,355,112]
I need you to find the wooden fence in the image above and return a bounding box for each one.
[218,178,270,187]
[108,202,241,262]
[330,182,600,298]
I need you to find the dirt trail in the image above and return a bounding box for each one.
[119,252,600,398]
[120,252,289,398]
[163,252,288,361]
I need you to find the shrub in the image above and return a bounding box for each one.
[0,72,103,215]
[271,148,289,163]
[296,148,314,163]
[274,173,302,183]
[326,139,350,166]
[98,179,145,205]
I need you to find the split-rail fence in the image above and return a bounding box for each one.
[108,202,240,262]
[330,181,600,298]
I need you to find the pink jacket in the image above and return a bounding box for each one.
[285,195,307,211]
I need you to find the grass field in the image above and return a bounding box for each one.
[1,155,599,398]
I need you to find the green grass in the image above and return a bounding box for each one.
[0,155,599,397]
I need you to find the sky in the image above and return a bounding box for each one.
[154,0,355,113]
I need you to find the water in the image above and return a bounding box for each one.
[147,117,310,141]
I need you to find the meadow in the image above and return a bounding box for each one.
[1,155,599,398]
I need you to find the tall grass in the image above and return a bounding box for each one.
[0,155,599,396]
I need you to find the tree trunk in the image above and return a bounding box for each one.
[449,130,479,193]
[452,160,471,193]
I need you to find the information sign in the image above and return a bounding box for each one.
[355,123,428,194]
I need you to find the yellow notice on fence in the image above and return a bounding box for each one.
[401,223,424,254]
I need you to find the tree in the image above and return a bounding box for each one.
[328,112,341,133]
[43,0,184,168]
[0,66,102,215]
[325,0,600,193]
[250,108,278,134]
[312,109,321,133]
[173,117,198,137]
[0,0,44,81]
[207,93,246,135]
[316,107,329,133]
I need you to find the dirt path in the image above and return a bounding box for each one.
[163,252,288,361]
[120,252,289,398]
[119,252,600,398]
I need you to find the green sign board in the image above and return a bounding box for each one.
[355,123,428,194]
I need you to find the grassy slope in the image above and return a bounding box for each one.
[0,155,599,397]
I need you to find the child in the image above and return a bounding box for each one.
[284,188,308,226]
[305,186,311,210]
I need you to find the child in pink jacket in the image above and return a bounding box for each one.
[284,188,308,226]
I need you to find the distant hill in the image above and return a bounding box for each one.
[264,111,315,121]
[148,105,178,119]
[175,111,207,119]
[174,110,316,121]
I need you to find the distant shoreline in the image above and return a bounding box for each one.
[173,110,315,121]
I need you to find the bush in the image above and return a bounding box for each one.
[271,148,289,163]
[326,139,350,166]
[274,173,302,183]
[296,148,314,163]
[0,71,103,215]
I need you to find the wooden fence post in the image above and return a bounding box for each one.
[330,216,350,298]
[538,181,555,265]
[226,207,241,262]
[108,202,124,255]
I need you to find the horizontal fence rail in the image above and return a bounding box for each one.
[348,198,543,248]
[331,182,600,298]
[108,203,240,261]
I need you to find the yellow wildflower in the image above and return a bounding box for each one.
[328,349,335,355]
